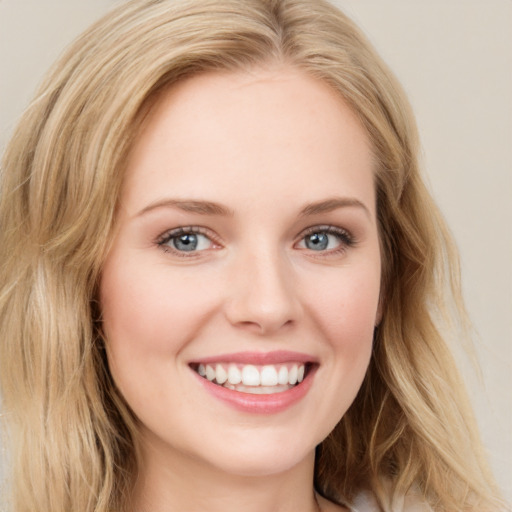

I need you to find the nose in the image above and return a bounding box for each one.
[224,247,302,335]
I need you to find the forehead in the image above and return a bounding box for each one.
[121,67,375,216]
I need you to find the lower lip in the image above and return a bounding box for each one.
[192,367,317,414]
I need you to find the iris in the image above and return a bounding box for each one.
[173,233,199,251]
[305,232,329,251]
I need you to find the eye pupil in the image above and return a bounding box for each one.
[173,234,198,251]
[305,233,329,251]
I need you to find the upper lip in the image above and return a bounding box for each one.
[188,350,318,366]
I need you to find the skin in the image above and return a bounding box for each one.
[100,66,382,512]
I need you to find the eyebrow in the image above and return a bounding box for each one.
[136,196,370,218]
[299,197,371,218]
[137,199,234,217]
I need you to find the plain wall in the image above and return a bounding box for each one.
[1,0,511,502]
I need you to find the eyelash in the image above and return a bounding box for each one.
[297,225,355,256]
[156,226,218,257]
[155,225,355,257]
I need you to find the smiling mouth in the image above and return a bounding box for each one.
[190,362,313,395]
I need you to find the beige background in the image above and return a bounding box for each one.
[1,0,511,502]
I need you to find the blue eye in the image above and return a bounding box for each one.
[304,232,331,251]
[297,227,353,252]
[158,229,213,253]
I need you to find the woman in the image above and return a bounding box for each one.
[0,0,506,511]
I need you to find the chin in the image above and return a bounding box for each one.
[207,448,313,478]
[189,425,320,478]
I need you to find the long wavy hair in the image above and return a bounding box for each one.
[0,0,505,510]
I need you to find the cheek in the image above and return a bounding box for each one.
[99,256,217,380]
[99,257,224,424]
[310,265,380,344]
[303,263,379,400]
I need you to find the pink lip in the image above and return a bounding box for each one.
[190,360,318,415]
[189,350,317,366]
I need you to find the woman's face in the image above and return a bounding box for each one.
[100,67,381,477]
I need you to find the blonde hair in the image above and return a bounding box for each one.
[0,0,505,511]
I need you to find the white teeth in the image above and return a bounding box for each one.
[278,366,289,385]
[215,364,227,384]
[260,365,278,386]
[288,365,298,385]
[205,365,216,381]
[241,365,260,386]
[196,362,308,390]
[227,364,242,385]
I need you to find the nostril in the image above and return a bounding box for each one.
[230,317,297,336]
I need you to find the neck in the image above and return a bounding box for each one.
[130,433,321,512]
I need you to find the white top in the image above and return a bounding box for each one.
[349,490,433,512]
